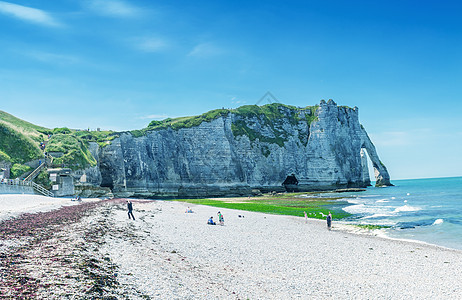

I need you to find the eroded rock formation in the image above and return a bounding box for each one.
[81,100,392,198]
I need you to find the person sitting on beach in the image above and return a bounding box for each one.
[185,207,193,213]
[207,216,216,225]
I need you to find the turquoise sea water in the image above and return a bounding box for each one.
[340,176,462,250]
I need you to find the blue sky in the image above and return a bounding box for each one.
[0,0,461,180]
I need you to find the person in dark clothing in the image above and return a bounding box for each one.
[127,200,135,220]
[326,212,332,230]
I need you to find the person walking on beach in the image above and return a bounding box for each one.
[326,212,332,230]
[127,200,135,220]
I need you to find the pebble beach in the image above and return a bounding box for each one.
[1,196,462,299]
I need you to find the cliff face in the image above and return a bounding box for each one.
[88,100,391,198]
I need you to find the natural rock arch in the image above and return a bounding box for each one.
[359,135,392,187]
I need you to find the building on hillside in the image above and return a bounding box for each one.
[48,168,74,197]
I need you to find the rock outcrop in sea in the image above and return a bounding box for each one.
[78,100,391,198]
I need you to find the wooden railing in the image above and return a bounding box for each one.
[30,181,54,197]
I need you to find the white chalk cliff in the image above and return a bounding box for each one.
[84,100,391,198]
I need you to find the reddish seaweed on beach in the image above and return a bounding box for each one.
[0,198,127,298]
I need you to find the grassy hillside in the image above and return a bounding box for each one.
[45,133,97,170]
[0,111,50,141]
[0,123,43,164]
[0,111,104,173]
[0,111,47,164]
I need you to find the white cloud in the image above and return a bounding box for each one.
[0,1,60,27]
[135,37,168,53]
[86,0,142,18]
[188,42,224,57]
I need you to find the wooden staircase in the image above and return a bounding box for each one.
[30,181,54,197]
[23,160,46,182]
[22,155,54,197]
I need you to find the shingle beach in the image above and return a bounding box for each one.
[1,196,461,299]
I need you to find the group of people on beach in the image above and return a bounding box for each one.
[127,201,330,229]
[184,206,224,225]
[208,211,224,225]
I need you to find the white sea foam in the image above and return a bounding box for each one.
[363,213,393,219]
[433,219,444,225]
[394,205,421,213]
[347,199,361,204]
[344,204,393,216]
[376,199,389,203]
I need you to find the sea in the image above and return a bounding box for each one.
[339,176,462,251]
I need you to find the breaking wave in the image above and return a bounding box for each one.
[433,219,444,225]
[394,205,422,213]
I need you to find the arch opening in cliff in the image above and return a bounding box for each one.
[360,148,372,187]
[283,174,299,192]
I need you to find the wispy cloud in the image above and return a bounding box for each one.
[134,37,168,53]
[25,51,81,65]
[139,114,170,120]
[0,1,60,27]
[188,42,224,57]
[86,0,142,18]
[230,96,246,105]
[371,128,435,147]
[371,131,410,147]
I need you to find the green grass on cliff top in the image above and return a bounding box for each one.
[132,103,320,140]
[73,130,119,148]
[175,192,351,220]
[144,103,315,130]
